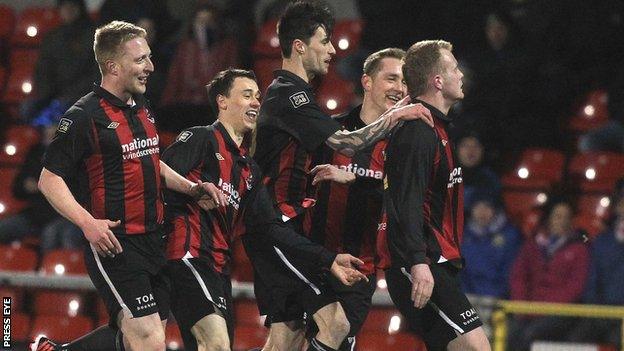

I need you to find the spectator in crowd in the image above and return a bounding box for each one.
[461,194,522,298]
[508,199,590,351]
[158,2,239,132]
[0,116,82,252]
[457,132,501,212]
[568,181,624,348]
[21,0,98,122]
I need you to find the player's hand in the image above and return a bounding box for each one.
[410,264,434,308]
[190,180,227,208]
[392,103,433,127]
[81,218,122,258]
[331,254,369,286]
[310,164,356,185]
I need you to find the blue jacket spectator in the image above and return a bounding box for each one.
[457,133,502,212]
[461,195,522,298]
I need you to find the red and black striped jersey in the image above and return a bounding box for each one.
[162,122,336,273]
[43,84,163,235]
[380,100,464,270]
[254,70,341,222]
[308,105,385,275]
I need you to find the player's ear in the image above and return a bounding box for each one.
[433,74,443,91]
[293,39,305,56]
[361,74,372,92]
[217,94,227,111]
[105,60,118,76]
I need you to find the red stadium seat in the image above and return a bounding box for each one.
[574,214,605,238]
[33,290,88,317]
[95,297,109,325]
[357,332,426,351]
[569,89,609,132]
[501,149,566,190]
[316,68,356,115]
[165,322,185,350]
[0,167,28,218]
[3,49,39,103]
[11,311,31,341]
[231,241,254,282]
[569,152,624,193]
[0,67,6,93]
[30,315,93,341]
[40,249,87,275]
[503,190,549,224]
[159,130,177,149]
[577,194,611,219]
[253,19,280,58]
[0,287,24,311]
[331,19,363,58]
[521,209,542,238]
[233,325,267,351]
[234,299,264,327]
[361,307,403,333]
[0,124,41,164]
[0,244,38,271]
[0,5,15,41]
[11,7,60,47]
[253,58,281,92]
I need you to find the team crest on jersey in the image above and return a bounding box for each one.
[215,152,225,161]
[289,91,310,108]
[57,118,73,133]
[107,122,119,129]
[177,131,193,142]
[441,139,448,146]
[146,110,155,123]
[245,174,253,190]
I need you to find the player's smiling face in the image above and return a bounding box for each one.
[366,57,406,113]
[220,77,261,134]
[302,26,335,77]
[117,37,153,96]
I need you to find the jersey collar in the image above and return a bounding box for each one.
[274,69,312,90]
[212,120,250,156]
[413,99,452,123]
[93,84,146,109]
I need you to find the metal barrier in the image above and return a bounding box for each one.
[493,300,624,351]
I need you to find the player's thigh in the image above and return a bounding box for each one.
[447,326,491,351]
[312,301,350,335]
[118,309,165,341]
[192,312,230,350]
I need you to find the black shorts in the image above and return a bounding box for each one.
[166,257,234,346]
[84,231,170,328]
[385,263,483,351]
[328,273,376,336]
[242,231,338,326]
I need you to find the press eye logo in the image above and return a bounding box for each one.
[3,297,10,349]
[289,91,310,108]
[57,118,73,133]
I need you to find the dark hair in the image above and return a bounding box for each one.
[206,68,257,115]
[362,48,406,76]
[277,1,334,58]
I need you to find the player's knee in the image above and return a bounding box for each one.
[138,329,166,351]
[328,314,350,340]
[197,336,230,351]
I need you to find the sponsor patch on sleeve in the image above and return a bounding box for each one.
[57,118,73,133]
[177,131,193,142]
[289,91,310,108]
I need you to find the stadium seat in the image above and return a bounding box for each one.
[233,325,267,351]
[577,194,611,219]
[357,332,426,351]
[165,322,184,350]
[331,19,363,58]
[0,124,41,164]
[3,49,39,103]
[569,152,624,193]
[0,167,28,218]
[0,5,15,42]
[40,249,87,275]
[234,299,263,327]
[95,297,109,325]
[502,190,549,224]
[253,19,280,58]
[521,209,542,238]
[11,311,31,342]
[501,148,566,190]
[569,89,609,132]
[574,214,605,238]
[361,307,403,333]
[0,244,38,271]
[11,7,60,47]
[231,241,254,282]
[30,315,93,341]
[0,67,6,94]
[0,287,24,311]
[316,68,356,115]
[253,58,281,92]
[33,290,88,317]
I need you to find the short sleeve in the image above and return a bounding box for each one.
[43,109,92,179]
[161,127,212,181]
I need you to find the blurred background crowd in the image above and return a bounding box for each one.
[0,0,623,350]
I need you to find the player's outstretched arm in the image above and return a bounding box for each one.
[325,97,433,157]
[310,164,355,185]
[331,254,369,286]
[38,168,122,257]
[160,161,227,207]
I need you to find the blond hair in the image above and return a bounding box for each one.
[93,21,146,74]
[402,40,453,98]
